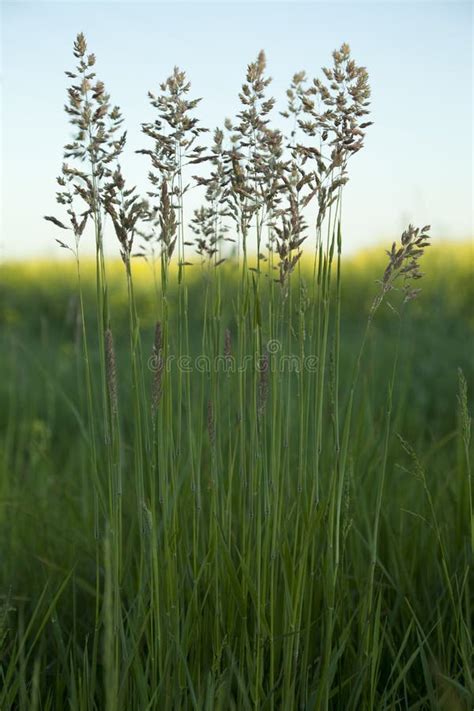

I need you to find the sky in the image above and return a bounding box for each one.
[1,0,473,260]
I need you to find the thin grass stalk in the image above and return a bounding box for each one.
[74,256,104,535]
[457,370,473,555]
[103,532,119,711]
[363,318,401,706]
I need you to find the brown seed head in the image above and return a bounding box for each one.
[105,328,118,415]
[258,352,270,419]
[151,322,164,417]
[207,399,216,448]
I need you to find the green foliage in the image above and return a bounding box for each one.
[0,248,472,709]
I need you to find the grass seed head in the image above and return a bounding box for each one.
[258,351,270,419]
[207,399,216,448]
[372,224,431,312]
[151,321,164,416]
[105,328,118,415]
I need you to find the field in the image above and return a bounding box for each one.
[1,32,473,711]
[0,244,473,709]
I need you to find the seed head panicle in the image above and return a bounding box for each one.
[46,33,127,253]
[151,321,164,417]
[190,206,220,262]
[271,177,307,287]
[137,65,208,265]
[288,43,372,230]
[457,368,471,449]
[105,328,118,416]
[221,49,285,245]
[257,352,270,419]
[373,224,431,312]
[191,128,233,264]
[207,399,216,449]
[63,33,125,170]
[103,167,146,269]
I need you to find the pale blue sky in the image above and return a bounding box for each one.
[1,0,472,259]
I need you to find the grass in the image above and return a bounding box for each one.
[0,33,472,710]
[1,247,472,709]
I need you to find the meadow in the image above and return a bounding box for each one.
[0,33,473,710]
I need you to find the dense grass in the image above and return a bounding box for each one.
[0,245,472,709]
[1,31,473,711]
